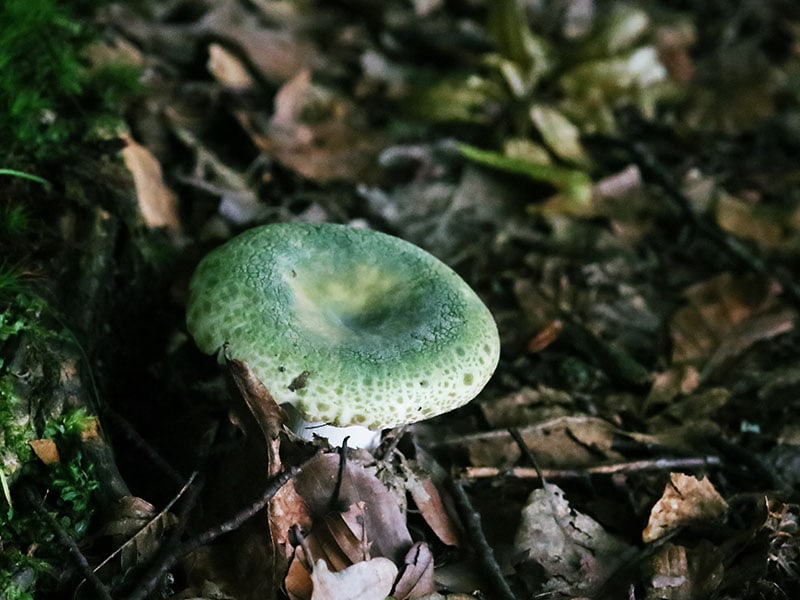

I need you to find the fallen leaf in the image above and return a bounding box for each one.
[207,42,255,90]
[670,272,797,377]
[310,557,397,600]
[405,470,460,547]
[513,483,635,596]
[441,416,627,468]
[715,191,799,250]
[293,452,413,562]
[530,104,591,167]
[642,473,728,543]
[28,439,60,465]
[256,69,385,182]
[225,357,286,474]
[121,133,181,233]
[645,541,724,599]
[90,495,177,590]
[392,542,435,600]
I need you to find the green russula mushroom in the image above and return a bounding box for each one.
[186,222,500,443]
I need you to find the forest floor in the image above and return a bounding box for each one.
[3,1,800,599]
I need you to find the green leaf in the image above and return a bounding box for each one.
[457,142,592,205]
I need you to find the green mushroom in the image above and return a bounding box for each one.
[186,222,500,446]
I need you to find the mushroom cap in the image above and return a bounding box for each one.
[186,223,500,429]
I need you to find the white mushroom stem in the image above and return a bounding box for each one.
[283,403,383,449]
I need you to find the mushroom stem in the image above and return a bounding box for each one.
[283,404,382,449]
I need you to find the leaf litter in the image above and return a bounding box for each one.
[11,0,800,599]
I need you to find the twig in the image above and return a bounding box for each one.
[507,427,547,485]
[125,459,312,600]
[376,424,407,462]
[460,455,722,480]
[330,438,349,512]
[22,486,114,600]
[102,406,186,488]
[450,479,519,600]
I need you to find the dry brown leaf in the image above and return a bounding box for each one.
[91,495,177,588]
[392,542,435,600]
[442,416,626,468]
[285,503,391,600]
[312,503,371,569]
[405,469,460,547]
[645,387,729,436]
[29,439,60,465]
[225,357,286,474]
[121,133,181,233]
[207,42,255,90]
[670,272,797,376]
[293,453,413,562]
[254,69,385,182]
[655,21,696,84]
[310,557,397,600]
[513,483,635,596]
[479,385,573,429]
[222,25,318,85]
[643,366,700,413]
[645,541,724,599]
[643,473,728,543]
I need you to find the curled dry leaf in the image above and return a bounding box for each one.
[225,357,285,474]
[293,453,413,562]
[287,504,417,600]
[643,473,728,543]
[286,453,414,599]
[285,503,371,600]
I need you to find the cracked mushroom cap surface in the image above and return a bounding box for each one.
[186,222,500,429]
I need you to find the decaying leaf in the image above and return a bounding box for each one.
[645,541,724,599]
[285,502,372,599]
[670,272,797,378]
[479,385,573,428]
[285,452,416,599]
[440,416,627,468]
[513,483,635,596]
[643,473,728,543]
[310,557,397,600]
[91,495,177,587]
[253,69,385,182]
[392,542,436,600]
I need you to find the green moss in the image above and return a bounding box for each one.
[0,409,100,598]
[0,0,141,165]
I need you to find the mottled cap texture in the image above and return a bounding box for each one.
[186,222,500,429]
